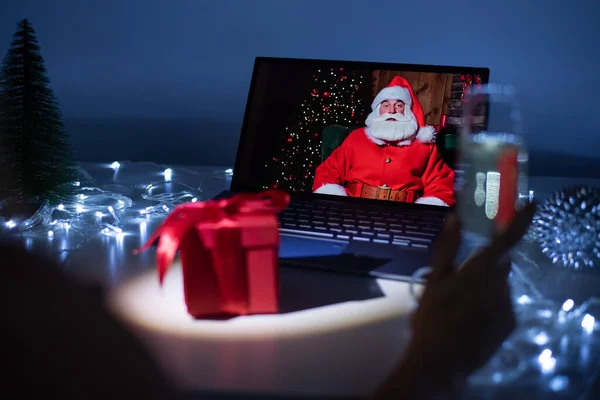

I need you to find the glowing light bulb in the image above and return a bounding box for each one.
[48,230,54,238]
[164,168,172,182]
[533,331,550,345]
[224,168,233,176]
[5,220,17,229]
[73,181,80,187]
[562,299,574,312]
[541,357,556,373]
[102,223,122,235]
[538,349,552,362]
[549,376,569,392]
[191,197,198,203]
[111,161,120,169]
[538,348,556,373]
[57,204,65,211]
[517,295,532,305]
[582,314,595,334]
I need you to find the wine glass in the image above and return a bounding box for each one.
[457,84,532,388]
[455,83,529,247]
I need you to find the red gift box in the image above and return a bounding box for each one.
[134,190,290,318]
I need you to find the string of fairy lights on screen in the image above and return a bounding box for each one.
[264,67,370,192]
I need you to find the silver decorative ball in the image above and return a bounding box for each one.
[531,186,600,270]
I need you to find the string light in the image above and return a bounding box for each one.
[549,376,569,392]
[538,349,556,374]
[582,314,595,334]
[0,161,232,276]
[562,299,575,312]
[0,162,232,245]
[107,205,120,225]
[164,168,173,182]
[517,294,533,305]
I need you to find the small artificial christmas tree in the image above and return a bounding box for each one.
[0,19,77,207]
[265,67,371,192]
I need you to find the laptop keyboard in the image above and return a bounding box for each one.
[279,201,445,249]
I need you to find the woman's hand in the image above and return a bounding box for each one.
[373,202,536,399]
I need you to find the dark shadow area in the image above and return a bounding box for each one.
[177,390,360,400]
[66,118,241,167]
[278,260,386,314]
[284,253,392,274]
[529,150,600,178]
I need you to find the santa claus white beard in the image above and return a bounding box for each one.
[365,110,418,142]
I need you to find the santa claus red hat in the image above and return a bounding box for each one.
[371,76,426,128]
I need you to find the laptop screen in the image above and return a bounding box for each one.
[233,57,489,208]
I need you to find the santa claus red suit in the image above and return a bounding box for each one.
[312,76,455,207]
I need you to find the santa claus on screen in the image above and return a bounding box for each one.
[312,76,455,207]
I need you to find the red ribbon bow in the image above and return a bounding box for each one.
[134,190,290,284]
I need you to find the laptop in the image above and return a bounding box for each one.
[220,57,489,282]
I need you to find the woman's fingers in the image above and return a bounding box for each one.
[487,202,537,261]
[430,213,462,281]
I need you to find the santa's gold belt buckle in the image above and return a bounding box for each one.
[375,185,391,200]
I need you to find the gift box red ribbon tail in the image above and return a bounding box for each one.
[133,190,290,286]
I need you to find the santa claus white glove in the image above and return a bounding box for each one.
[415,197,449,207]
[314,184,348,196]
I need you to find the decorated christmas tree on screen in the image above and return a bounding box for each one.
[264,68,371,192]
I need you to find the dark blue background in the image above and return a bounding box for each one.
[1,0,599,176]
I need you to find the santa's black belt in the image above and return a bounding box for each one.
[345,183,419,203]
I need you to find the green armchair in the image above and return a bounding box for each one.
[321,124,355,162]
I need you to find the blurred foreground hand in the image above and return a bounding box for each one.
[373,202,537,399]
